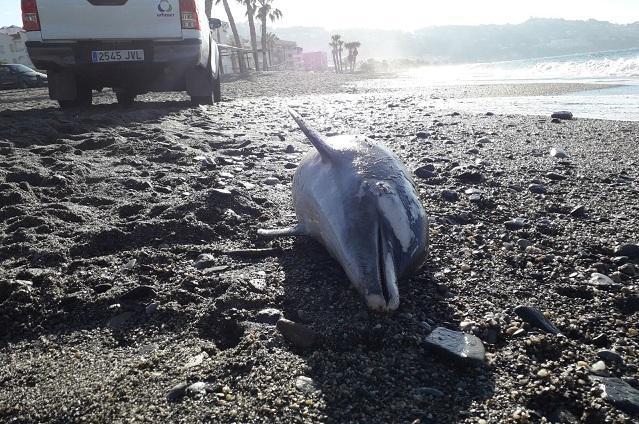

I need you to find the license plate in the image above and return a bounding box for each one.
[91,49,145,63]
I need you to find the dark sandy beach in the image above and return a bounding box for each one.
[0,71,637,423]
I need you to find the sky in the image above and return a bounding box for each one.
[2,0,638,31]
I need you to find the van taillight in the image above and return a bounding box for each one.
[21,0,40,31]
[179,0,200,30]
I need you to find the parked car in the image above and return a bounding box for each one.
[0,63,48,90]
[22,0,221,108]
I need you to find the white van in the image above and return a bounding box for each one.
[21,0,221,108]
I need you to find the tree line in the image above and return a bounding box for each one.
[329,35,361,73]
[205,0,282,73]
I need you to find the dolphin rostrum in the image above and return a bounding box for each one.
[258,109,429,312]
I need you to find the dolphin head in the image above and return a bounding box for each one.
[288,109,428,312]
[339,177,429,312]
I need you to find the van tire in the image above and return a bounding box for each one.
[188,43,220,105]
[58,83,92,109]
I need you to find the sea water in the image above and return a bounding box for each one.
[358,48,639,121]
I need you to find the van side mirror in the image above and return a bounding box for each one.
[209,18,222,30]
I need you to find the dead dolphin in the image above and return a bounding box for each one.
[258,109,429,312]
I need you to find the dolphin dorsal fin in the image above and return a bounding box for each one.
[289,108,338,161]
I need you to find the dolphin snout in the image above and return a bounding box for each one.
[365,292,399,312]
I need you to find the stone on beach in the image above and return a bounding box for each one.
[423,327,486,363]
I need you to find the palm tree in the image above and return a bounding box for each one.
[329,34,342,73]
[237,0,260,71]
[256,0,282,71]
[210,0,246,73]
[266,32,279,67]
[337,39,344,73]
[344,41,361,72]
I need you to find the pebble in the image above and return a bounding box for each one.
[295,376,318,394]
[570,205,586,217]
[514,305,561,335]
[588,272,620,288]
[528,183,547,194]
[597,349,624,365]
[166,382,188,402]
[505,218,528,231]
[194,253,216,269]
[255,308,283,324]
[591,360,607,374]
[414,166,438,179]
[209,188,232,197]
[590,376,639,414]
[614,243,639,259]
[186,382,209,397]
[545,172,566,181]
[285,145,295,153]
[422,327,485,363]
[416,131,430,139]
[262,177,280,185]
[551,111,573,120]
[537,369,550,378]
[550,147,568,158]
[618,263,637,276]
[276,318,317,349]
[441,189,459,202]
[120,285,157,302]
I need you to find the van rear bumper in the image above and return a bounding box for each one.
[26,38,203,70]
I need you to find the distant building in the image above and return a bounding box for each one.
[303,51,328,71]
[0,26,33,67]
[273,40,303,70]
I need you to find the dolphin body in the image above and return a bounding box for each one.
[258,110,429,312]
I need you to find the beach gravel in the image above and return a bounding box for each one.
[0,71,637,423]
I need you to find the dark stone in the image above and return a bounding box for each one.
[546,172,566,181]
[590,376,639,414]
[592,334,609,347]
[422,327,485,363]
[441,189,459,202]
[551,118,562,123]
[120,285,157,302]
[597,350,624,365]
[255,308,283,325]
[551,111,573,120]
[528,184,547,194]
[166,382,188,402]
[454,170,484,184]
[93,283,113,294]
[514,305,561,335]
[285,145,295,153]
[416,131,430,139]
[276,318,317,349]
[414,166,438,179]
[504,218,528,231]
[570,205,586,217]
[614,244,639,259]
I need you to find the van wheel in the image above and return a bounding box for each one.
[189,43,221,105]
[212,64,221,103]
[116,91,136,106]
[58,83,92,109]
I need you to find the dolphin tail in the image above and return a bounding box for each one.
[258,223,306,238]
[288,108,338,161]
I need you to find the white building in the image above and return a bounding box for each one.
[0,26,34,68]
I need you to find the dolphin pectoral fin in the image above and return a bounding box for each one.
[288,108,338,161]
[257,223,306,238]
